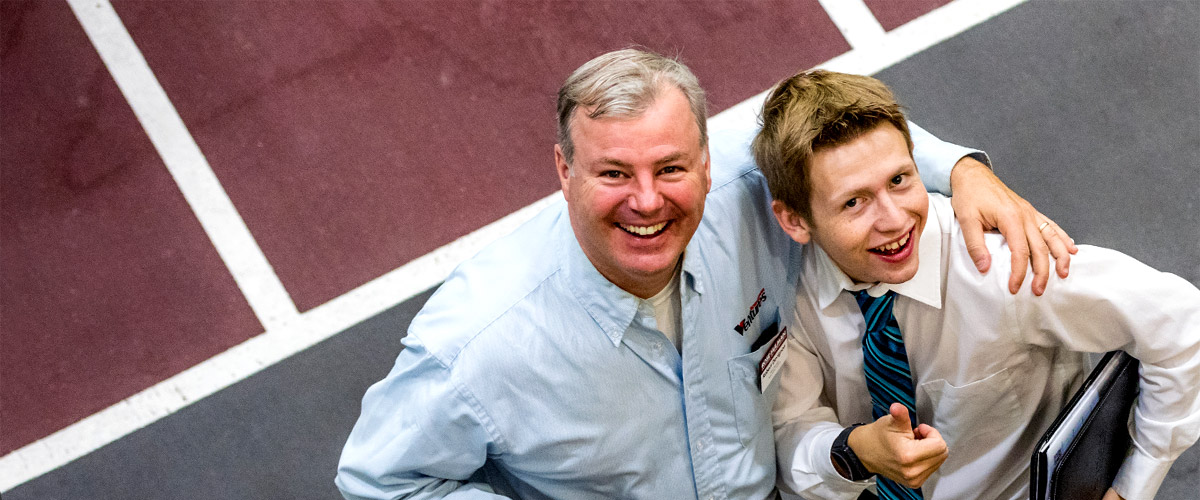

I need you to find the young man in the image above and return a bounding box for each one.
[754,70,1200,500]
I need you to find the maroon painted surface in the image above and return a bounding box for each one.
[864,0,955,31]
[7,0,1003,456]
[111,0,849,312]
[0,1,261,454]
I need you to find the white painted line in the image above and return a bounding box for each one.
[0,0,1028,491]
[63,0,299,331]
[0,191,562,493]
[298,192,562,341]
[817,0,1028,76]
[817,0,886,50]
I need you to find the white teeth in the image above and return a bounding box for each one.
[874,232,910,252]
[620,222,667,236]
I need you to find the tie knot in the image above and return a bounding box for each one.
[853,289,896,314]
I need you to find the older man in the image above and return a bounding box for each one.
[336,49,1073,499]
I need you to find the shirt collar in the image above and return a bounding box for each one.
[563,222,702,347]
[810,195,943,310]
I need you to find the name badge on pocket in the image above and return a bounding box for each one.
[758,327,789,393]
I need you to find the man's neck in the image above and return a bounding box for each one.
[616,258,684,299]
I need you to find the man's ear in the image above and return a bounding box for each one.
[703,146,712,192]
[772,200,812,244]
[554,144,571,197]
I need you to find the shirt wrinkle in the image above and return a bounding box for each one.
[448,363,510,454]
[449,269,570,366]
[681,247,705,297]
[708,160,760,193]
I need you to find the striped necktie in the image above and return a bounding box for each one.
[854,289,923,500]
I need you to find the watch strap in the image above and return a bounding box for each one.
[831,423,874,481]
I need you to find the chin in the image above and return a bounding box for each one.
[623,256,678,276]
[883,268,918,284]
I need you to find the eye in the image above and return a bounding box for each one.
[660,165,682,174]
[601,170,624,179]
[891,174,904,185]
[845,198,858,209]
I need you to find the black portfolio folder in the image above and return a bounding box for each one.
[1030,351,1140,500]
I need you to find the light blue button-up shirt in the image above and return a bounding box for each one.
[336,119,976,500]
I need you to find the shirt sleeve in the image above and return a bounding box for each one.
[908,121,991,197]
[336,334,508,500]
[773,321,874,499]
[1010,246,1200,500]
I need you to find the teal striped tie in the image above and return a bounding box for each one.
[854,290,923,500]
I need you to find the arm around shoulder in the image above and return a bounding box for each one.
[336,335,508,499]
[909,120,1078,293]
[907,120,988,197]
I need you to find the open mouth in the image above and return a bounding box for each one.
[869,228,912,256]
[617,221,669,237]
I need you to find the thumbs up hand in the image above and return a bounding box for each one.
[846,403,949,488]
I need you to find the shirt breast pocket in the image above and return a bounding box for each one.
[921,367,1022,459]
[727,335,783,446]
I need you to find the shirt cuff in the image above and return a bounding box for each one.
[1111,441,1172,500]
[908,121,990,196]
[780,426,873,499]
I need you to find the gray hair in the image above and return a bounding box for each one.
[556,48,708,166]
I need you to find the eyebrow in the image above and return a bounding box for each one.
[598,157,633,168]
[653,152,685,165]
[828,161,917,200]
[596,152,687,168]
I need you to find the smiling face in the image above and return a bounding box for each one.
[774,123,927,284]
[556,86,711,298]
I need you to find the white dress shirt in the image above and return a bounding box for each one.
[773,194,1200,500]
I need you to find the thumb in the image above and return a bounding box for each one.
[888,403,915,433]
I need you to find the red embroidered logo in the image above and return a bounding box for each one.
[734,288,767,336]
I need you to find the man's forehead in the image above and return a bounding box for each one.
[570,102,701,160]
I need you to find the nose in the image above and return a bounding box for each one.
[873,193,907,233]
[627,173,664,214]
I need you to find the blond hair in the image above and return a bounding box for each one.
[752,70,912,223]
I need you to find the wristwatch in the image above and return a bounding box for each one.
[830,423,874,481]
